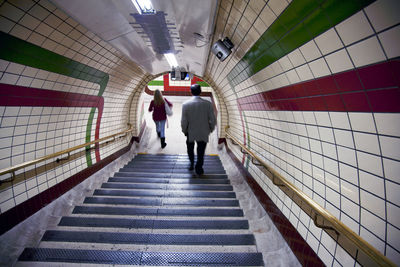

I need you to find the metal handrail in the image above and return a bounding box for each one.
[224,126,395,267]
[0,124,134,185]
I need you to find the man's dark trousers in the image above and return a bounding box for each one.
[186,138,207,173]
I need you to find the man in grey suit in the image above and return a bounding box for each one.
[181,84,216,175]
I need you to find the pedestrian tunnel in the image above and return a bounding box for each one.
[0,0,399,266]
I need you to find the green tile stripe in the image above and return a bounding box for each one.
[0,32,109,166]
[196,81,210,87]
[148,80,164,86]
[227,0,374,87]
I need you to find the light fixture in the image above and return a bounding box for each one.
[164,53,178,68]
[131,0,155,15]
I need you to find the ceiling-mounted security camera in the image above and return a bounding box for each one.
[211,37,234,62]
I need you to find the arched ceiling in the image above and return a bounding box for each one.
[50,0,218,77]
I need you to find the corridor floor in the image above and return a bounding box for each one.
[139,95,220,155]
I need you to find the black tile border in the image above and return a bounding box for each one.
[222,139,325,266]
[0,122,146,235]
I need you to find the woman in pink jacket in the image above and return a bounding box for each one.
[148,90,172,148]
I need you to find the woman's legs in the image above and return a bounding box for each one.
[154,120,166,137]
[154,120,167,148]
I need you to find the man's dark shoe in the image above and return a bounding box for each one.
[188,163,194,171]
[161,138,167,148]
[195,166,204,175]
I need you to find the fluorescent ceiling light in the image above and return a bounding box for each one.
[164,53,178,68]
[131,0,155,14]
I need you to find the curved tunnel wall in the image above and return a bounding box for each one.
[0,0,399,266]
[0,0,149,216]
[204,0,400,265]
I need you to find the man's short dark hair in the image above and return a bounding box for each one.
[190,84,201,96]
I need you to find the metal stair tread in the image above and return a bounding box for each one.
[58,216,249,229]
[18,248,264,266]
[84,197,239,207]
[73,205,244,217]
[41,230,256,245]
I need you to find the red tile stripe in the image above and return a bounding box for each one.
[163,74,203,91]
[237,60,400,113]
[0,83,104,160]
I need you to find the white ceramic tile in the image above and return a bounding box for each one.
[0,73,19,84]
[0,15,15,33]
[314,112,331,127]
[379,25,400,58]
[387,201,400,228]
[359,170,385,197]
[322,142,337,159]
[312,153,324,169]
[326,186,340,206]
[360,207,386,237]
[314,177,325,198]
[339,162,358,185]
[296,64,314,81]
[387,223,400,253]
[334,129,354,148]
[325,49,354,73]
[287,49,306,67]
[0,2,25,21]
[0,198,16,213]
[309,58,331,78]
[315,28,343,55]
[326,172,340,191]
[306,125,320,139]
[386,180,400,206]
[348,113,377,133]
[347,36,386,67]
[365,0,400,32]
[267,0,288,16]
[360,190,385,219]
[330,112,351,130]
[335,11,374,45]
[374,113,400,137]
[341,195,359,221]
[319,127,334,142]
[318,245,334,266]
[285,69,300,84]
[342,179,359,203]
[278,56,294,71]
[357,151,383,177]
[353,132,381,155]
[303,112,316,125]
[337,146,357,166]
[324,156,339,176]
[380,135,400,161]
[0,59,10,72]
[7,62,25,75]
[300,41,322,61]
[383,158,400,183]
[334,244,356,267]
[259,5,276,27]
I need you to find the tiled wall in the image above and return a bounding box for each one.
[0,0,148,214]
[205,0,400,265]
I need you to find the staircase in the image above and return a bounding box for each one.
[17,154,264,266]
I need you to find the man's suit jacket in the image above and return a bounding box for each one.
[181,96,216,142]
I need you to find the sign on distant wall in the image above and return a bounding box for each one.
[147,74,210,92]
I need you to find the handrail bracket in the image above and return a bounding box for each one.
[313,214,339,237]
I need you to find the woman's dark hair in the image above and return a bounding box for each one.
[190,84,201,96]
